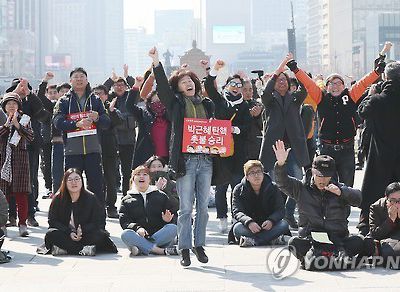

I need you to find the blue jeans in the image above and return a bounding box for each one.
[269,151,303,218]
[215,173,243,219]
[233,220,289,245]
[52,143,64,194]
[121,224,177,255]
[176,154,213,250]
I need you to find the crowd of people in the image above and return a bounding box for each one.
[0,42,399,271]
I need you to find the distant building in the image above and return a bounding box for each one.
[179,40,210,79]
[0,0,37,80]
[154,9,194,63]
[306,0,400,78]
[124,28,156,76]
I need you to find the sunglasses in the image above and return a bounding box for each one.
[228,81,243,88]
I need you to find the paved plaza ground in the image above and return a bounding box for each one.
[1,168,399,292]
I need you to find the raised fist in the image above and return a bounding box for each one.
[44,72,54,82]
[214,59,225,71]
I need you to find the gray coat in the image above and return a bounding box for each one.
[260,76,309,171]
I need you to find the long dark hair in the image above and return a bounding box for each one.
[56,168,85,205]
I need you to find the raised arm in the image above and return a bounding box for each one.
[273,140,304,201]
[261,54,291,107]
[149,47,177,113]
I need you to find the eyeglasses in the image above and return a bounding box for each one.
[67,177,82,183]
[228,81,243,88]
[247,170,263,177]
[388,198,400,204]
[328,81,344,86]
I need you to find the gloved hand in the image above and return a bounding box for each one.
[375,60,386,74]
[286,59,298,72]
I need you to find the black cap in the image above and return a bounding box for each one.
[312,155,336,177]
[6,78,32,93]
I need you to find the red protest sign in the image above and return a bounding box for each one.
[66,111,97,138]
[182,118,232,155]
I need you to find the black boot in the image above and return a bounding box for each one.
[180,249,191,267]
[192,246,208,263]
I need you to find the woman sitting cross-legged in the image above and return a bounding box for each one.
[120,165,178,256]
[44,168,117,256]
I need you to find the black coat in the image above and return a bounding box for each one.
[204,75,252,176]
[358,80,400,211]
[153,63,215,179]
[125,89,172,169]
[274,162,362,237]
[232,175,285,227]
[48,190,102,235]
[369,197,400,241]
[260,76,309,171]
[119,186,176,235]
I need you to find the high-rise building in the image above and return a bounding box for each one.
[38,0,124,83]
[124,28,156,76]
[154,9,194,65]
[0,0,38,80]
[201,0,251,62]
[306,0,400,78]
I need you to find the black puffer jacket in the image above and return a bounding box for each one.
[232,175,285,227]
[153,63,214,179]
[274,163,361,237]
[119,185,176,235]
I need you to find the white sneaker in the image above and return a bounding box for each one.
[129,245,139,256]
[52,245,68,256]
[79,245,96,256]
[239,236,256,247]
[270,235,291,246]
[219,218,228,233]
[19,225,29,237]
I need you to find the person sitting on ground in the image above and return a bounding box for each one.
[145,156,179,213]
[120,165,178,256]
[273,140,368,269]
[230,160,290,247]
[369,182,400,268]
[44,168,118,256]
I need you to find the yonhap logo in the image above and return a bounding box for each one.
[266,246,300,280]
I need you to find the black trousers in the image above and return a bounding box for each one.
[45,229,104,255]
[118,144,134,196]
[288,235,369,261]
[319,144,355,187]
[102,153,118,209]
[40,143,53,191]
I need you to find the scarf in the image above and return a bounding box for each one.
[224,91,243,107]
[1,128,13,183]
[184,95,207,119]
[149,101,166,119]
